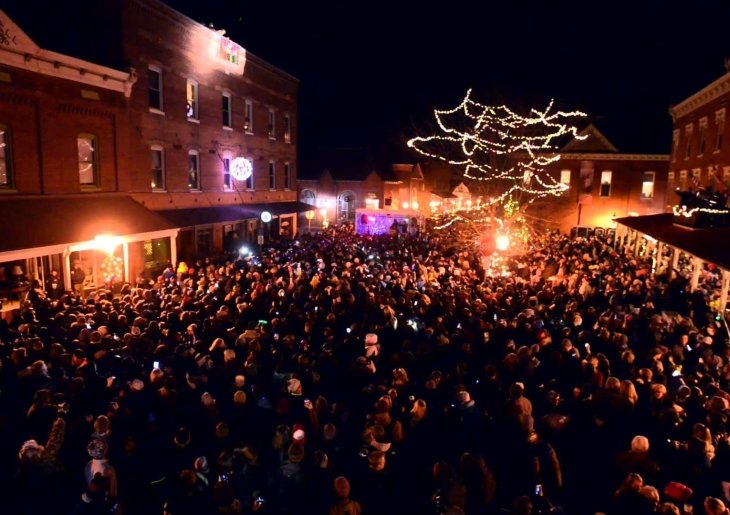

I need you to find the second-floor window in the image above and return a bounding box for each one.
[641,171,655,199]
[284,162,291,189]
[186,79,198,120]
[223,157,232,189]
[284,114,291,143]
[685,124,693,159]
[699,118,708,156]
[672,129,679,162]
[148,66,163,111]
[188,151,200,190]
[0,125,13,188]
[222,93,232,128]
[268,109,276,139]
[599,170,612,197]
[245,164,254,190]
[668,171,675,186]
[560,169,571,190]
[245,100,253,133]
[78,134,98,186]
[717,109,726,152]
[151,146,164,190]
[268,161,276,189]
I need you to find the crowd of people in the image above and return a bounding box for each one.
[1,222,730,515]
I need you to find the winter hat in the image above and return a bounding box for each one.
[194,456,209,474]
[333,476,351,498]
[87,438,108,460]
[287,377,302,396]
[18,440,44,463]
[663,481,693,503]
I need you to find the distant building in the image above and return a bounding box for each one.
[668,64,730,222]
[0,0,304,295]
[544,124,669,233]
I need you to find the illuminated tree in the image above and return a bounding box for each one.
[407,90,586,218]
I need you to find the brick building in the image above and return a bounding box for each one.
[543,124,669,233]
[668,64,730,206]
[0,0,303,297]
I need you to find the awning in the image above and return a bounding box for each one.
[0,195,178,261]
[156,201,315,228]
[615,213,730,271]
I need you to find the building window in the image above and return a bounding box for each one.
[668,171,675,186]
[222,93,232,128]
[699,117,708,156]
[724,166,730,185]
[268,109,276,139]
[300,189,316,205]
[245,100,253,133]
[641,171,655,199]
[679,169,687,186]
[560,169,571,189]
[0,125,12,188]
[284,114,291,143]
[599,170,612,197]
[78,134,98,186]
[245,163,254,190]
[672,129,679,162]
[716,109,726,152]
[186,79,198,120]
[268,160,276,189]
[151,146,164,190]
[188,151,200,190]
[148,66,163,111]
[223,157,232,189]
[685,123,693,159]
[284,162,291,189]
[692,168,702,188]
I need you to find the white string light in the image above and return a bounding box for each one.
[672,204,729,217]
[408,90,587,211]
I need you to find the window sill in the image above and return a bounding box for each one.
[284,138,292,144]
[188,189,203,193]
[640,197,654,201]
[149,107,165,116]
[187,118,200,124]
[81,186,101,192]
[0,188,18,194]
[223,126,233,131]
[268,136,277,141]
[245,130,254,135]
[151,189,167,193]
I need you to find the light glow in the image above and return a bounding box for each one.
[94,234,121,255]
[231,157,253,181]
[496,234,510,251]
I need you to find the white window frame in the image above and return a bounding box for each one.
[668,171,675,186]
[679,169,688,185]
[78,134,98,187]
[599,170,612,198]
[268,109,276,140]
[222,92,232,129]
[188,150,201,191]
[186,78,199,121]
[641,171,655,200]
[223,155,232,190]
[559,169,571,188]
[284,114,291,143]
[698,117,708,156]
[284,162,291,190]
[0,124,13,189]
[268,160,276,190]
[148,65,164,114]
[245,160,254,190]
[151,145,165,191]
[244,100,253,134]
[716,109,726,153]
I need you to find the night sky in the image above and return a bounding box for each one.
[8,0,730,169]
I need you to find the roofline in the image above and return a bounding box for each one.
[136,0,298,84]
[670,71,730,121]
[0,9,135,96]
[556,153,670,161]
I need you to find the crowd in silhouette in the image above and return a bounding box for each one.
[1,222,730,514]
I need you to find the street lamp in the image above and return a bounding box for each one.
[305,210,315,232]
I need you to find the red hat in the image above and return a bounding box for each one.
[664,481,693,503]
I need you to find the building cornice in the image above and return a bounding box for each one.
[557,153,670,162]
[670,72,730,121]
[0,9,135,96]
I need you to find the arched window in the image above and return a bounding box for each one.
[338,190,356,221]
[300,189,316,206]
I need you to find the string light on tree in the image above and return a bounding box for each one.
[407,90,587,214]
[101,254,123,284]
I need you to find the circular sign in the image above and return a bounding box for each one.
[260,211,272,223]
[231,157,253,181]
[305,210,315,220]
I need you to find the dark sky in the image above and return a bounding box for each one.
[9,0,730,168]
